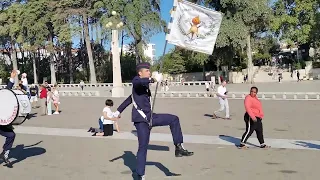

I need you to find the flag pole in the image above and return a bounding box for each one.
[149,40,168,128]
[149,1,178,128]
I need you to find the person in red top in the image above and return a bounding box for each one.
[39,85,47,116]
[239,86,270,149]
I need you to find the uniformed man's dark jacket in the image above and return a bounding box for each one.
[117,76,153,123]
[0,79,15,130]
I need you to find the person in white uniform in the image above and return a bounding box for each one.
[213,80,231,120]
[21,73,30,98]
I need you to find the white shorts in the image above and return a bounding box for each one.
[30,96,38,102]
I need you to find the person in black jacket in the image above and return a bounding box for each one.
[0,70,18,166]
[114,63,193,180]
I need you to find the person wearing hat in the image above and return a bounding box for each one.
[113,62,194,180]
[0,70,18,167]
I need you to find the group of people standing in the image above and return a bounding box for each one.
[12,72,60,116]
[38,83,60,116]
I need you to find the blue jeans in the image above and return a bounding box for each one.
[99,119,103,130]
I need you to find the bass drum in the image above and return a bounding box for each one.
[0,89,31,126]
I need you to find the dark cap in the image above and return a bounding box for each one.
[136,62,151,71]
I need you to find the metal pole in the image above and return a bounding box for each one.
[149,0,177,128]
[149,40,168,128]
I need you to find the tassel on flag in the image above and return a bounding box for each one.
[166,0,223,55]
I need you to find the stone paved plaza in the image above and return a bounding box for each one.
[1,97,320,179]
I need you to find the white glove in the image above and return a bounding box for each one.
[113,111,120,118]
[154,73,163,82]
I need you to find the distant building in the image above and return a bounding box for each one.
[143,43,157,65]
[119,43,157,65]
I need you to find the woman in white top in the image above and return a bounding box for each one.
[93,99,120,136]
[52,84,60,114]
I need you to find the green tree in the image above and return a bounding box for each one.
[205,0,272,83]
[271,0,318,45]
[0,2,25,84]
[161,50,186,74]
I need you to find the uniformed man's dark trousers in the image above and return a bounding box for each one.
[0,128,16,152]
[134,113,183,176]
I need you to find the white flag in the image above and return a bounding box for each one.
[166,0,222,55]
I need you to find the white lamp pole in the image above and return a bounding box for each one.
[106,11,124,97]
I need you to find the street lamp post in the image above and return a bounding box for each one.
[106,11,124,97]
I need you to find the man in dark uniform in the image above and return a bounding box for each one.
[0,70,18,166]
[114,63,194,180]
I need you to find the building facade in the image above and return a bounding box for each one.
[119,43,157,65]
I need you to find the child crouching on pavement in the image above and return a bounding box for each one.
[91,99,120,136]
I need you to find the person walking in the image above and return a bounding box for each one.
[212,80,231,120]
[80,80,85,91]
[238,86,270,149]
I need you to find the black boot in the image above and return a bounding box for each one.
[0,151,11,165]
[175,144,194,157]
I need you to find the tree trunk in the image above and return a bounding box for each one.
[202,62,206,81]
[134,39,142,64]
[49,33,57,85]
[95,22,100,43]
[37,49,41,82]
[32,52,38,84]
[246,34,254,84]
[10,41,18,85]
[50,53,56,85]
[67,44,74,83]
[83,13,97,83]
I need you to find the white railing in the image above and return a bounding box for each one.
[56,81,206,88]
[59,91,100,97]
[153,91,320,100]
[0,81,208,89]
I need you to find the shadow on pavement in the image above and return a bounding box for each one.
[293,141,320,150]
[219,135,259,147]
[0,141,46,168]
[110,151,181,179]
[204,114,213,118]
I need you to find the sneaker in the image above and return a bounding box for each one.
[238,143,248,149]
[138,175,146,180]
[53,112,59,115]
[260,144,271,148]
